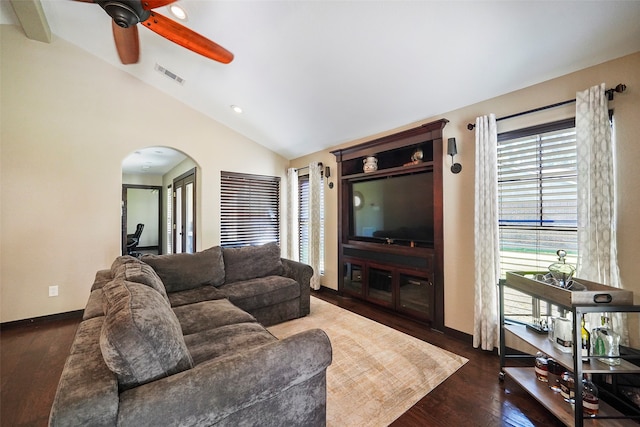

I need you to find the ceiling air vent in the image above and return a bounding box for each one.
[154,63,185,85]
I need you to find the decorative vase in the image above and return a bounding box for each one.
[363,156,378,173]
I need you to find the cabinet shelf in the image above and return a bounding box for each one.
[504,367,637,426]
[341,162,433,181]
[505,324,640,374]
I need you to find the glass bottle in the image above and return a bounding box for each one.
[546,358,564,392]
[582,375,599,417]
[534,352,548,382]
[593,316,621,366]
[560,371,575,403]
[581,316,590,363]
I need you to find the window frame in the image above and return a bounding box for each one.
[297,172,325,273]
[498,118,577,326]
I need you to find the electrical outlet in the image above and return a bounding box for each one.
[49,285,59,297]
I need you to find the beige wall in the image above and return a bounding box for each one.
[292,52,640,336]
[0,25,289,322]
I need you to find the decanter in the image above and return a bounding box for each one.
[592,316,621,366]
[548,249,575,288]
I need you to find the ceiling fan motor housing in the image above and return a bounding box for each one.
[98,1,150,28]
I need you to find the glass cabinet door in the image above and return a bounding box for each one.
[343,261,364,296]
[399,273,434,321]
[368,267,393,305]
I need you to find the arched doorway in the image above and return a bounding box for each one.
[121,146,198,255]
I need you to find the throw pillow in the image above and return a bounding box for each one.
[110,255,142,279]
[100,279,193,390]
[121,262,170,304]
[222,242,284,283]
[141,246,225,292]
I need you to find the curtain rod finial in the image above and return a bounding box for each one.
[606,83,627,100]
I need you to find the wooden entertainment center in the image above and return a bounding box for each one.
[331,119,448,329]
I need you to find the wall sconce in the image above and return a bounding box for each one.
[324,166,334,189]
[447,138,462,174]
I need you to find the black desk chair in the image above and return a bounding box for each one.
[126,223,144,256]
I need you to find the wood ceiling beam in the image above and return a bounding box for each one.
[10,0,51,43]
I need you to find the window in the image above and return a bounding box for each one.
[298,173,325,272]
[167,184,172,253]
[220,171,280,247]
[498,118,577,324]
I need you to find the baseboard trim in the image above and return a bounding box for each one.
[1,310,83,330]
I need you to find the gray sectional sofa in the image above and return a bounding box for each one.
[49,242,332,427]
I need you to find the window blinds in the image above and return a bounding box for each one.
[498,118,578,274]
[220,171,280,247]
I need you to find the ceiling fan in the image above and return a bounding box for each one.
[75,0,233,65]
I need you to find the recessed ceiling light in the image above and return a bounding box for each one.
[231,105,243,114]
[168,4,188,21]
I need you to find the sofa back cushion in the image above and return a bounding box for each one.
[141,246,225,292]
[111,257,170,303]
[100,279,193,390]
[222,242,284,283]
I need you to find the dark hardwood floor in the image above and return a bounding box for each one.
[1,290,565,427]
[1,317,79,427]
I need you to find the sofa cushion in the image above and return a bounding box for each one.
[100,279,193,390]
[218,275,300,312]
[184,322,277,365]
[83,288,105,320]
[173,299,257,335]
[168,286,226,307]
[110,255,143,279]
[141,246,225,292]
[222,242,284,283]
[119,262,170,303]
[91,269,113,291]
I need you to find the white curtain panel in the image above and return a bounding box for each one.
[308,162,323,290]
[575,83,628,345]
[473,114,500,351]
[286,168,299,261]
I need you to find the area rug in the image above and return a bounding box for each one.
[267,297,468,426]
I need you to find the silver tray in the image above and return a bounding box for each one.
[505,271,634,307]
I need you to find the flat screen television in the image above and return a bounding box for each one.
[350,171,433,245]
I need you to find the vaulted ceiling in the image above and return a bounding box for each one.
[2,1,640,160]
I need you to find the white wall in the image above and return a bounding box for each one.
[125,188,159,248]
[0,25,289,322]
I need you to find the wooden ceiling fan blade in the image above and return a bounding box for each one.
[142,12,233,64]
[112,22,140,64]
[141,0,177,10]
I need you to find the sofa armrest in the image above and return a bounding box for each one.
[117,328,332,426]
[281,258,313,316]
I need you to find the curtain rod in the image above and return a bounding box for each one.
[467,83,627,131]
[294,162,323,172]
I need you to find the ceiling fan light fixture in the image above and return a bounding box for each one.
[168,4,188,21]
